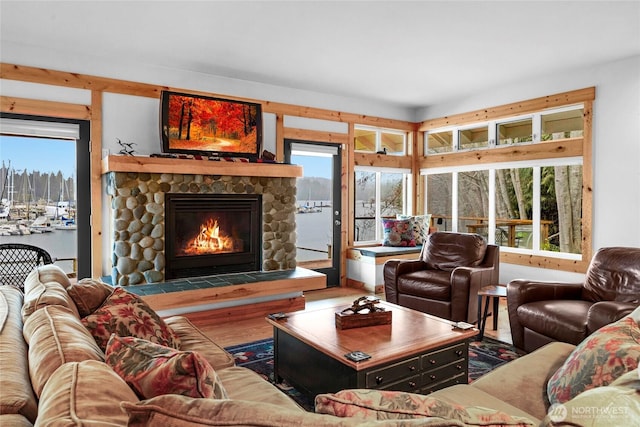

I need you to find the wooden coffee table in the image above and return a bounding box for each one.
[266,300,477,397]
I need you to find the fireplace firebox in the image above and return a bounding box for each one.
[165,193,262,279]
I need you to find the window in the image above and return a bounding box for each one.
[0,114,91,278]
[459,125,489,150]
[354,125,406,155]
[425,160,582,257]
[497,118,533,145]
[422,102,587,263]
[354,168,411,243]
[426,130,452,154]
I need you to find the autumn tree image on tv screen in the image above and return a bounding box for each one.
[167,94,260,155]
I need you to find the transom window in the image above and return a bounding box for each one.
[354,125,407,155]
[422,103,587,262]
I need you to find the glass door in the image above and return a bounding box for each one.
[285,140,341,286]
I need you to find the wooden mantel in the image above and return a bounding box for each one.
[101,155,303,177]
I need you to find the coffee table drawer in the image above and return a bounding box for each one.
[379,373,422,392]
[422,359,466,387]
[423,371,468,394]
[365,356,420,388]
[421,342,466,369]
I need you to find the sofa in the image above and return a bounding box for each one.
[1,264,638,426]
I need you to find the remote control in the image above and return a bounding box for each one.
[267,312,287,320]
[454,321,475,330]
[345,351,371,362]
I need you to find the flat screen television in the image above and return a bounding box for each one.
[160,90,262,160]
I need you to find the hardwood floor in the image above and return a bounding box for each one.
[194,287,512,348]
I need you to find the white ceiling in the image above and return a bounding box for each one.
[1,1,639,109]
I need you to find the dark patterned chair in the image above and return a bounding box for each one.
[0,243,53,290]
[383,232,499,324]
[507,246,640,353]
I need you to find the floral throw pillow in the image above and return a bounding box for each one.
[382,218,416,247]
[105,335,227,400]
[547,316,640,405]
[315,389,534,425]
[397,214,432,245]
[81,287,180,351]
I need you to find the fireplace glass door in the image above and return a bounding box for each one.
[165,194,261,279]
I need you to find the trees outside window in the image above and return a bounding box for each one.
[354,169,409,243]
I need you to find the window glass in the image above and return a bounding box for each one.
[497,118,532,145]
[542,109,584,141]
[381,131,405,155]
[426,173,452,231]
[540,165,582,253]
[354,170,376,242]
[355,126,406,154]
[426,130,453,154]
[380,172,404,218]
[354,170,409,243]
[354,128,376,152]
[458,170,489,234]
[459,126,488,150]
[495,167,533,248]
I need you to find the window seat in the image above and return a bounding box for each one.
[346,245,422,293]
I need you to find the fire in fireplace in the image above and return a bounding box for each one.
[165,193,262,279]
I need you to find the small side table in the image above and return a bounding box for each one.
[477,284,507,340]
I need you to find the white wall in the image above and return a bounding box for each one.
[0,41,414,122]
[417,55,640,284]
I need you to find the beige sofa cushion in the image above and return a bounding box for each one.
[66,277,114,317]
[217,366,304,411]
[0,287,38,423]
[21,265,79,321]
[165,315,235,370]
[37,360,139,426]
[0,414,33,427]
[23,305,103,397]
[469,341,575,420]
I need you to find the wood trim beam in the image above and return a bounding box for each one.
[90,91,103,278]
[283,127,349,144]
[419,87,596,131]
[354,152,413,169]
[501,252,589,274]
[0,95,90,119]
[419,138,583,169]
[581,101,594,262]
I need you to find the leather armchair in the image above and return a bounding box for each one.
[383,232,499,323]
[507,246,640,353]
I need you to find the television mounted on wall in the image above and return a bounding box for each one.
[160,90,262,160]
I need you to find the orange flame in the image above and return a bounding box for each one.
[182,218,241,255]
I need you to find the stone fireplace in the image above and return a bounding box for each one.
[105,164,298,286]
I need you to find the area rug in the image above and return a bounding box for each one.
[224,336,521,411]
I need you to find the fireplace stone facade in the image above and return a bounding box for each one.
[106,171,297,286]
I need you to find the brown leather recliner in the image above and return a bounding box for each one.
[507,246,640,353]
[383,232,499,324]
